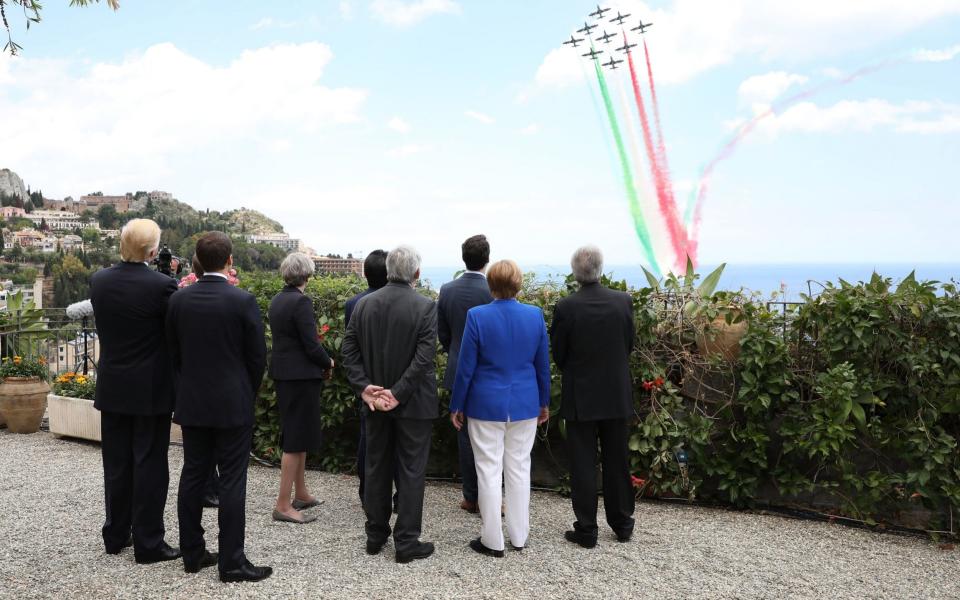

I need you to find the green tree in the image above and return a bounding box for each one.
[97,204,119,228]
[2,0,117,55]
[52,253,91,307]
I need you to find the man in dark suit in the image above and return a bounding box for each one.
[345,249,388,501]
[437,234,493,513]
[167,232,272,582]
[90,219,181,564]
[342,245,438,564]
[551,245,636,548]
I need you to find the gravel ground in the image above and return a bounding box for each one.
[0,430,957,600]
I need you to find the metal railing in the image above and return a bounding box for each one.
[0,308,98,376]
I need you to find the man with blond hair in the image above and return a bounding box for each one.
[90,218,181,564]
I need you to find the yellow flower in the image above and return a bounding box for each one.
[1,357,7,362]
[75,376,87,384]
[13,357,22,364]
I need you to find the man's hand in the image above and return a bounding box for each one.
[323,359,335,381]
[361,385,384,412]
[537,406,550,426]
[450,411,465,431]
[375,389,399,412]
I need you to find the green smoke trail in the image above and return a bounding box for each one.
[592,55,661,276]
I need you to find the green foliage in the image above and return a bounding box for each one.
[237,269,960,529]
[2,0,117,55]
[52,253,91,307]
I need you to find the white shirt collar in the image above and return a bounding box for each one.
[465,270,486,278]
[205,272,228,280]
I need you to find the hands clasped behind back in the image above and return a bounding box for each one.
[362,385,400,412]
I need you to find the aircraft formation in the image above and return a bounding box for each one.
[571,4,654,69]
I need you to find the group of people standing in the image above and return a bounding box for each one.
[89,218,638,584]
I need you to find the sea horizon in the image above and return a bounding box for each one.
[419,262,959,301]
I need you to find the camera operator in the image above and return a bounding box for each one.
[153,245,184,278]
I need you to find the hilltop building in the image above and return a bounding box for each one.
[79,193,133,213]
[313,255,363,276]
[245,232,302,253]
[25,210,98,231]
[0,206,26,219]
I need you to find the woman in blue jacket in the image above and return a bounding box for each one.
[450,260,551,557]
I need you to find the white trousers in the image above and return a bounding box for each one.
[468,417,538,551]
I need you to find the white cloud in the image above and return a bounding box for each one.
[528,0,960,92]
[0,43,367,195]
[370,0,460,27]
[250,17,274,30]
[738,71,809,105]
[387,143,428,157]
[520,123,540,135]
[464,110,495,125]
[913,44,960,62]
[249,17,296,31]
[339,1,355,20]
[754,99,960,137]
[387,116,412,133]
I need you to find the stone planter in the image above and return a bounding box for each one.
[46,394,182,445]
[695,313,748,362]
[48,394,101,441]
[0,377,51,434]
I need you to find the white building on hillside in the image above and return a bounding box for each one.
[245,233,302,253]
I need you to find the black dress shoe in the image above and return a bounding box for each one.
[395,541,434,564]
[202,495,220,509]
[135,542,182,564]
[184,550,218,573]
[468,538,504,558]
[564,530,597,549]
[616,531,633,543]
[105,535,134,555]
[366,539,387,556]
[219,560,273,583]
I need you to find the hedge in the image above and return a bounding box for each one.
[240,269,960,530]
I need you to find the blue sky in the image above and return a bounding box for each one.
[1,0,958,270]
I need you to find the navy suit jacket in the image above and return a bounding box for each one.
[268,285,332,380]
[551,282,635,421]
[450,299,551,422]
[90,262,178,415]
[166,275,267,428]
[437,272,493,389]
[344,287,376,326]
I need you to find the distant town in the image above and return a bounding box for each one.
[0,168,363,310]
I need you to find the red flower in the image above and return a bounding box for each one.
[321,324,330,333]
[654,377,665,387]
[630,475,645,488]
[642,381,653,391]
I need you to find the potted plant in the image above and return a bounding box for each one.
[48,372,102,441]
[0,355,51,434]
[644,259,747,361]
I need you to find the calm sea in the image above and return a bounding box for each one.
[420,263,960,301]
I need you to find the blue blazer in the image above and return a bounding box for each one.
[450,299,551,422]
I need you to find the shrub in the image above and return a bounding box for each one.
[239,270,960,529]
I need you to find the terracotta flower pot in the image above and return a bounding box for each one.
[695,313,748,362]
[0,377,51,434]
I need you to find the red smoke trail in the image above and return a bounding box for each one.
[624,32,690,268]
[643,39,673,187]
[691,60,894,240]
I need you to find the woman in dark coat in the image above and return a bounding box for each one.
[268,252,333,524]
